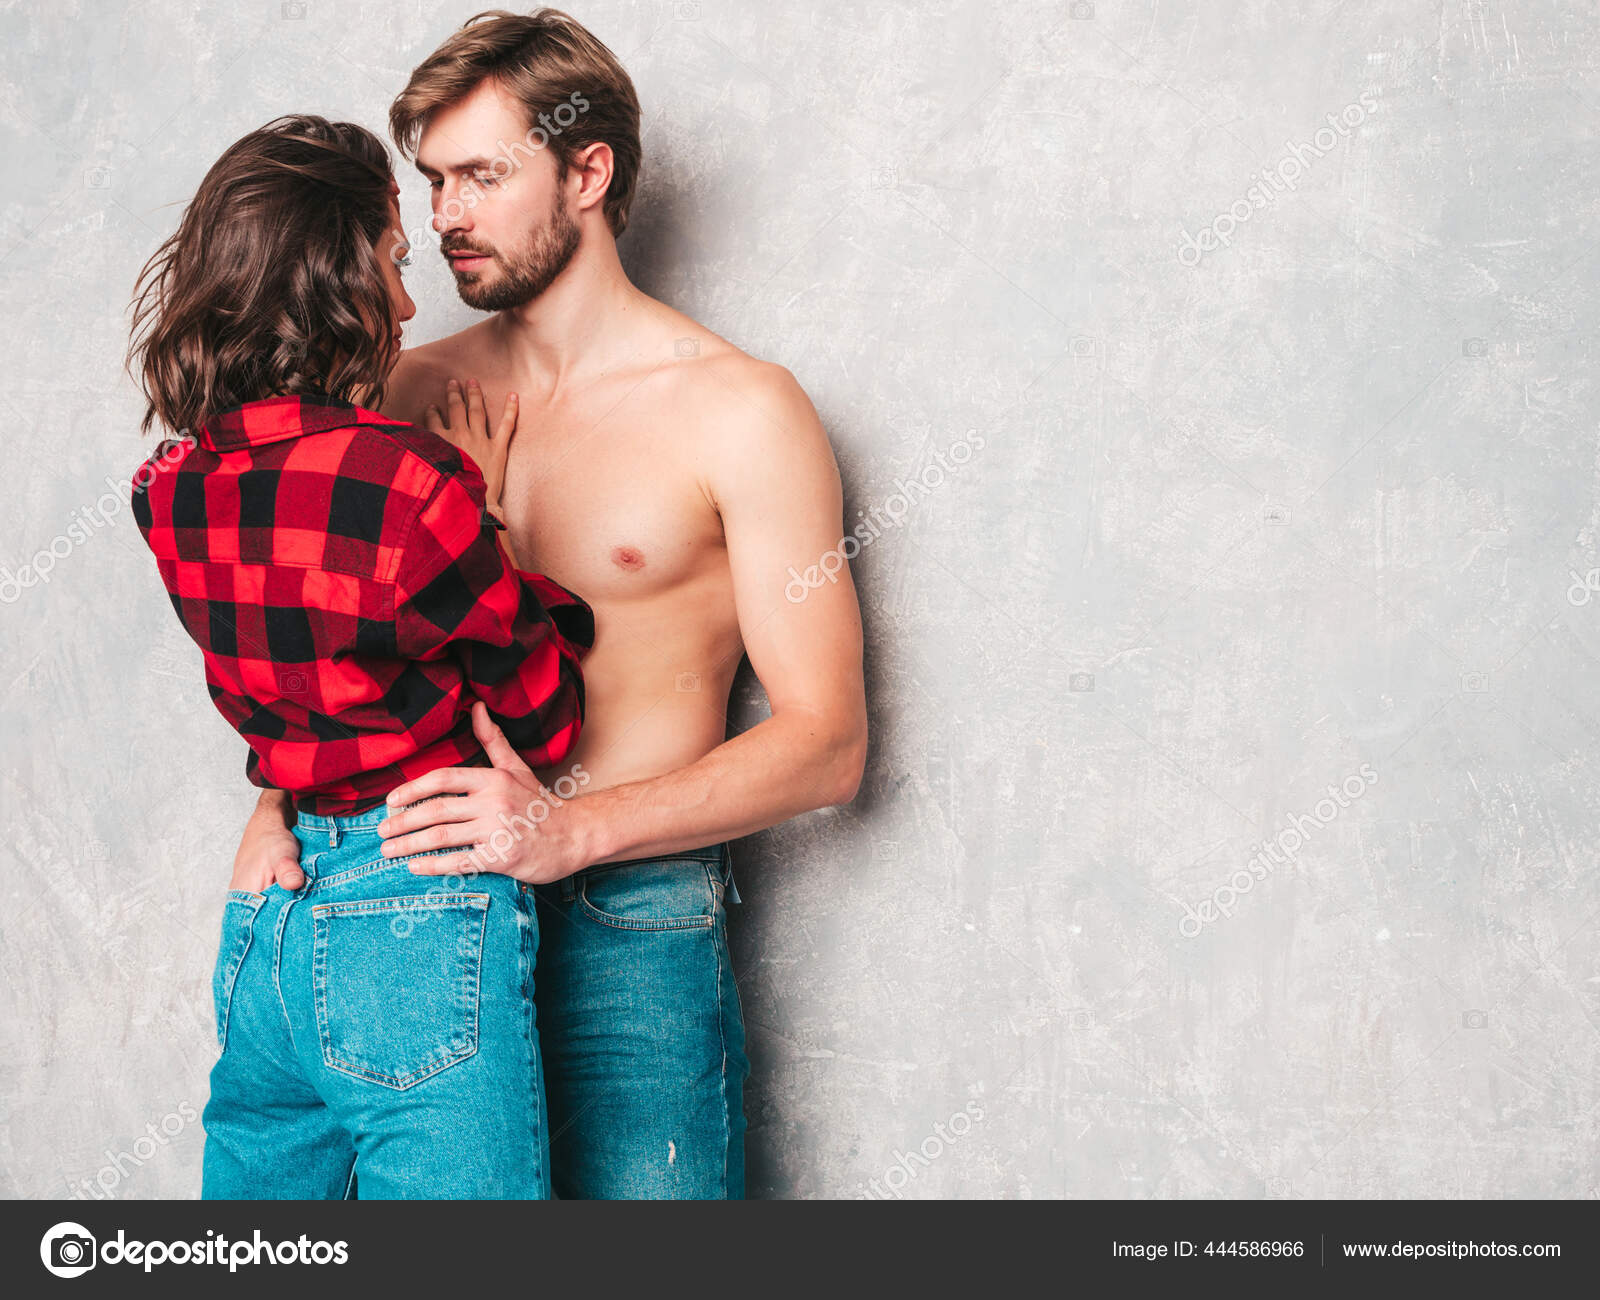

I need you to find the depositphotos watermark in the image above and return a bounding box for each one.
[40,1222,348,1277]
[1568,567,1600,606]
[856,1100,985,1199]
[1177,763,1378,937]
[66,1101,199,1199]
[1174,91,1379,266]
[787,429,987,603]
[1,434,195,604]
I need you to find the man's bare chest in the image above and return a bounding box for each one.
[497,407,725,603]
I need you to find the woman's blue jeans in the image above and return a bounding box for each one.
[201,802,548,1199]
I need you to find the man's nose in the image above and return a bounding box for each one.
[433,183,473,234]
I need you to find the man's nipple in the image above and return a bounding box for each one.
[611,545,646,571]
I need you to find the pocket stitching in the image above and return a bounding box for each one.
[312,857,431,892]
[575,867,718,932]
[312,894,488,1089]
[214,892,267,1049]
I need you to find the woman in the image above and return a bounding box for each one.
[126,116,592,1198]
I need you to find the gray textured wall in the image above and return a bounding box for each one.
[3,0,1597,1200]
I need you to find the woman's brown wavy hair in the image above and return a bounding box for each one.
[128,116,398,436]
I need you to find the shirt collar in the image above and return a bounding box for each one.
[198,395,371,452]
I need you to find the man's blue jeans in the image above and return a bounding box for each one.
[531,845,750,1199]
[201,803,549,1199]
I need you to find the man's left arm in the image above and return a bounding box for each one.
[381,365,867,881]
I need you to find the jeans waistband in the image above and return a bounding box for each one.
[573,843,738,904]
[596,844,727,869]
[294,804,735,897]
[291,801,395,854]
[293,790,466,842]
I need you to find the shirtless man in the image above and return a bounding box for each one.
[230,10,865,1199]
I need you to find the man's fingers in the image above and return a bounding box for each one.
[274,857,305,889]
[445,378,466,427]
[471,700,534,776]
[379,794,480,844]
[496,392,519,443]
[385,765,493,807]
[382,817,485,860]
[466,378,488,435]
[423,404,445,436]
[408,852,495,878]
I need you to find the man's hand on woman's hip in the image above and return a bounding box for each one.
[377,701,599,885]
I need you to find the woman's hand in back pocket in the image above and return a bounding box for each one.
[230,789,305,893]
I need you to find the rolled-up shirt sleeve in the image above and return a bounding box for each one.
[393,470,592,767]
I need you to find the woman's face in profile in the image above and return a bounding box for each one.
[375,194,416,371]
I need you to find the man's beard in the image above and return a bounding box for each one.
[444,196,581,312]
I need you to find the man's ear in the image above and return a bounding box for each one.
[571,142,614,217]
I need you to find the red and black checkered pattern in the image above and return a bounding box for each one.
[131,395,593,815]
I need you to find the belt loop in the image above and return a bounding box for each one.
[723,844,741,906]
[327,822,341,849]
[560,874,576,903]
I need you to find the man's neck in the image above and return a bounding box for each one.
[489,230,656,394]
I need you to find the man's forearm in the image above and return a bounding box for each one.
[572,709,866,865]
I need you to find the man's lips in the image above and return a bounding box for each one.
[445,250,492,272]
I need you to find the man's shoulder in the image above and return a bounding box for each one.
[667,329,816,438]
[655,329,837,512]
[394,324,488,373]
[384,323,496,422]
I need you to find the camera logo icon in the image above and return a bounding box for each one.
[40,1222,97,1278]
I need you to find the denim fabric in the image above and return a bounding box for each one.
[531,845,749,1199]
[201,802,549,1199]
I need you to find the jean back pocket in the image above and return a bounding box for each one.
[311,893,489,1090]
[213,890,267,1050]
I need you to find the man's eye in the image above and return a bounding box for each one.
[472,173,498,188]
